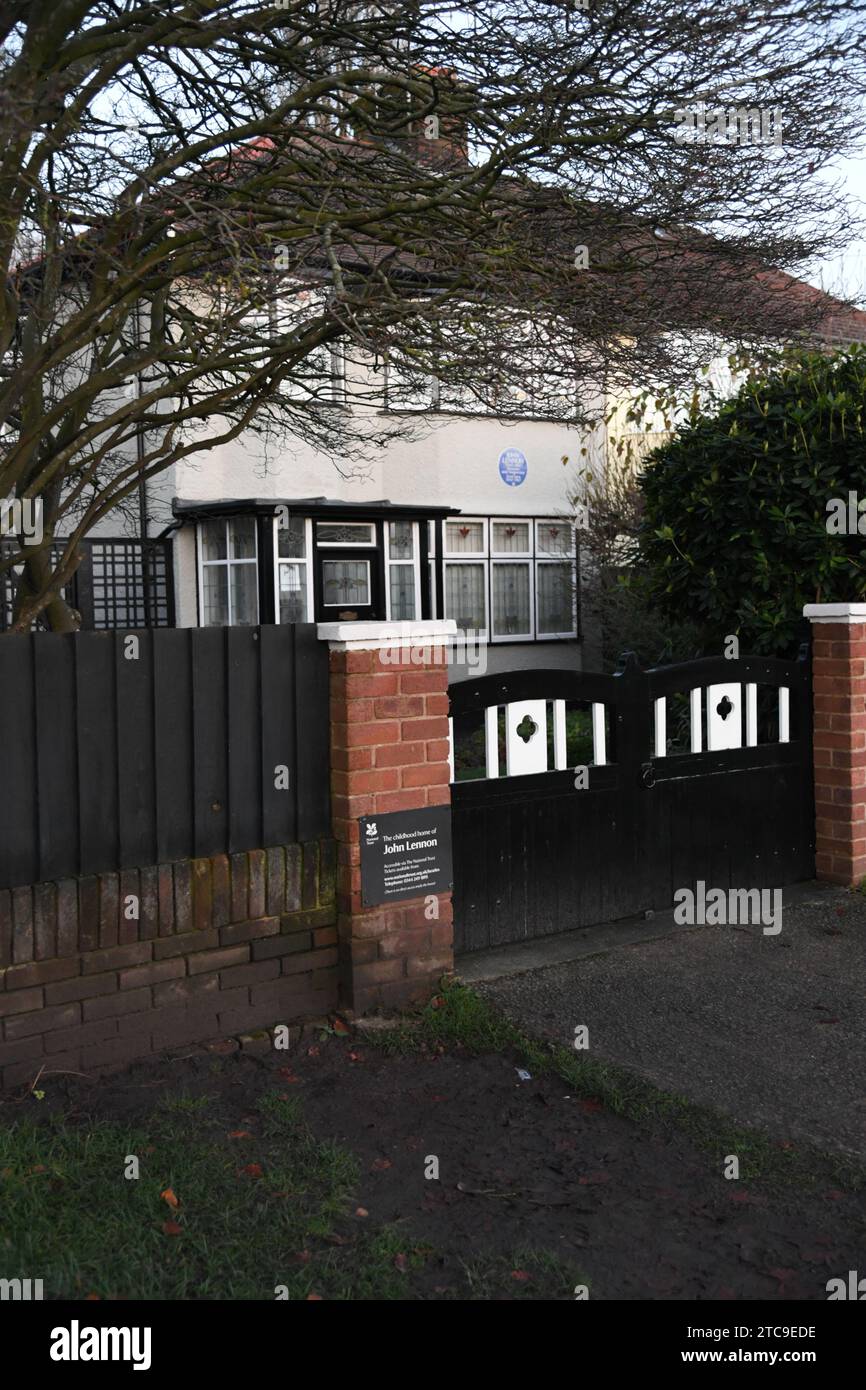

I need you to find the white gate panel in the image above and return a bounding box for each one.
[505,699,548,776]
[485,705,500,779]
[707,682,743,750]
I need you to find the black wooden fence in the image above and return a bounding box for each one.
[0,625,330,890]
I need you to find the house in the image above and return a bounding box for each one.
[5,127,866,670]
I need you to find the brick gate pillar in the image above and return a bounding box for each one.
[804,603,866,886]
[319,620,457,1013]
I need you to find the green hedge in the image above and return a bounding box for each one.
[638,346,866,655]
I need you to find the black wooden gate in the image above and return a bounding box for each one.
[449,650,814,955]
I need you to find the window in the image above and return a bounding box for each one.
[322,558,370,607]
[386,520,418,620]
[198,518,259,626]
[443,518,487,634]
[440,516,577,641]
[248,291,345,403]
[492,521,530,554]
[492,562,531,637]
[385,353,438,411]
[536,520,573,556]
[275,515,311,623]
[445,521,484,553]
[316,522,374,546]
[537,562,575,635]
[383,324,577,420]
[445,564,486,632]
[535,521,576,636]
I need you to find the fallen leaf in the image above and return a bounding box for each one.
[84,1293,101,1300]
[162,1220,183,1236]
[332,1016,352,1036]
[579,1097,604,1114]
[278,1068,300,1084]
[307,1046,320,1057]
[347,1052,364,1062]
[511,1269,530,1282]
[161,1188,179,1209]
[394,1253,408,1272]
[371,1157,392,1172]
[228,1130,253,1139]
[239,1163,263,1178]
[355,1207,369,1218]
[306,1293,323,1301]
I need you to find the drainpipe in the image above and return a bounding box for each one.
[132,301,147,542]
[132,301,151,622]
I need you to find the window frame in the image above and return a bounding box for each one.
[315,521,376,547]
[384,519,421,622]
[442,516,489,638]
[490,558,534,640]
[438,515,579,643]
[273,515,314,625]
[196,517,260,627]
[320,555,373,608]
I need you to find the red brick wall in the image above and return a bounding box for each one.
[811,623,866,885]
[0,841,337,1090]
[329,645,454,1012]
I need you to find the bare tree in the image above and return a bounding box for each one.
[2,0,865,629]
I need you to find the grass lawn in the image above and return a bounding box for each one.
[0,983,862,1300]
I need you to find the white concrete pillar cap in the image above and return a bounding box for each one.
[317,619,459,651]
[803,603,866,625]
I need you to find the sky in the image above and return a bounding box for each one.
[811,142,866,304]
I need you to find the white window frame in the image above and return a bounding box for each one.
[273,516,314,625]
[196,518,260,627]
[443,516,489,638]
[444,517,488,557]
[384,519,421,621]
[534,519,578,641]
[437,516,579,644]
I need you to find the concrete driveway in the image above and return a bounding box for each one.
[464,882,866,1161]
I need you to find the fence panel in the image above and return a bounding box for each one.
[0,625,329,890]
